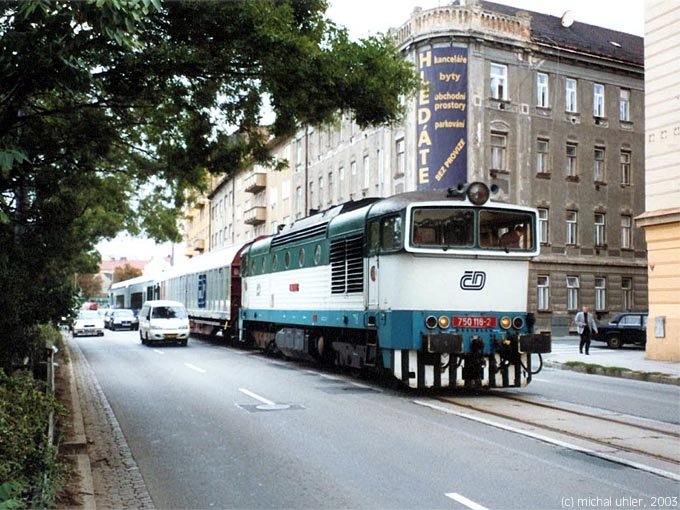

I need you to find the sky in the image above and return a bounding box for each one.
[98,0,644,261]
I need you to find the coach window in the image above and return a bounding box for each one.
[313,244,322,265]
[380,215,403,252]
[272,254,278,271]
[284,251,291,269]
[261,257,267,273]
[298,247,305,267]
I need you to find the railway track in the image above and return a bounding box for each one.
[429,392,680,467]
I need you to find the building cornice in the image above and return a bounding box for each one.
[636,208,680,228]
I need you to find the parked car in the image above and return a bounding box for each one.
[72,310,105,337]
[106,309,139,331]
[138,300,190,346]
[592,312,648,349]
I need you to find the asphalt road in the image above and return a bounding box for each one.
[74,330,679,510]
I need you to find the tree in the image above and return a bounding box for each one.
[112,264,143,284]
[0,0,418,370]
[77,273,104,299]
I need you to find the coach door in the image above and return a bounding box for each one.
[366,220,380,308]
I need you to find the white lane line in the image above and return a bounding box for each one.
[239,387,276,406]
[152,349,165,355]
[445,493,488,510]
[414,400,680,482]
[184,363,206,374]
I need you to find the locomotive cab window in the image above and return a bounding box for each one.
[380,215,403,252]
[479,210,534,251]
[411,208,474,248]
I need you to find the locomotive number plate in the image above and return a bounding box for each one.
[452,316,497,328]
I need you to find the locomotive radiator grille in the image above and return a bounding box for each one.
[330,234,364,294]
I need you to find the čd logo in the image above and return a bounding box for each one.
[460,271,486,290]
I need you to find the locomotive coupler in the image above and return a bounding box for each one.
[462,336,485,386]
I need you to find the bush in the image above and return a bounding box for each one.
[0,369,66,508]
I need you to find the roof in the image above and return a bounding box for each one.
[481,1,643,66]
[99,258,150,273]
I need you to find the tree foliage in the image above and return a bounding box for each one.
[0,0,418,369]
[76,273,104,298]
[112,264,143,284]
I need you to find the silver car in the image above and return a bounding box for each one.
[72,310,105,337]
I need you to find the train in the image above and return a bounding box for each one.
[110,182,551,389]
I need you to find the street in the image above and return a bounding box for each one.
[72,330,679,510]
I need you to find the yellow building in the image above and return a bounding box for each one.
[637,1,680,361]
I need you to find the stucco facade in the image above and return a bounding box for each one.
[637,1,680,361]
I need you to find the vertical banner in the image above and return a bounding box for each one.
[416,47,468,190]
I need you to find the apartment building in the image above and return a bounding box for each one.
[636,1,680,361]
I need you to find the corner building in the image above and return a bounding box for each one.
[302,0,647,333]
[186,0,648,334]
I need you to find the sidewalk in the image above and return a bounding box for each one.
[543,335,680,385]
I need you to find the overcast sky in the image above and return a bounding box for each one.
[327,0,644,38]
[98,0,645,260]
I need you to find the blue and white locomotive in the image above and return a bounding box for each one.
[239,182,550,389]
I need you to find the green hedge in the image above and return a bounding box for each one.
[0,361,66,508]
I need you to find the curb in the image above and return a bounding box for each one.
[59,337,96,509]
[544,360,680,386]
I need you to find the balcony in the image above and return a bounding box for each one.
[192,238,205,252]
[243,206,267,225]
[244,173,267,193]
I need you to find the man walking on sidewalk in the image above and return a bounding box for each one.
[574,305,598,355]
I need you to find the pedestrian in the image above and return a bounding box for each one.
[574,305,598,355]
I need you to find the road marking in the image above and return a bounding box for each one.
[414,399,680,482]
[239,387,276,406]
[152,349,165,355]
[184,363,206,374]
[445,493,488,510]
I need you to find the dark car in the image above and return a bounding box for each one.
[106,309,139,331]
[592,312,648,349]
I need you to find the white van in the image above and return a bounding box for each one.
[138,300,190,346]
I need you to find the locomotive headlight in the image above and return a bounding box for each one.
[467,182,490,205]
[500,316,512,329]
[425,316,438,329]
[438,315,450,329]
[513,316,525,329]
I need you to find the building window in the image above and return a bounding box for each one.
[594,213,606,246]
[566,276,580,311]
[620,150,631,186]
[536,139,549,173]
[595,277,606,311]
[622,277,633,310]
[490,63,508,100]
[537,275,550,311]
[295,186,302,217]
[328,172,334,204]
[490,132,507,170]
[318,176,324,208]
[566,78,578,112]
[350,160,357,191]
[566,211,578,245]
[377,149,384,192]
[537,73,549,107]
[538,208,549,244]
[594,147,606,182]
[621,215,632,249]
[620,89,631,122]
[295,138,303,172]
[566,143,578,177]
[593,83,605,118]
[396,139,405,176]
[363,155,370,190]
